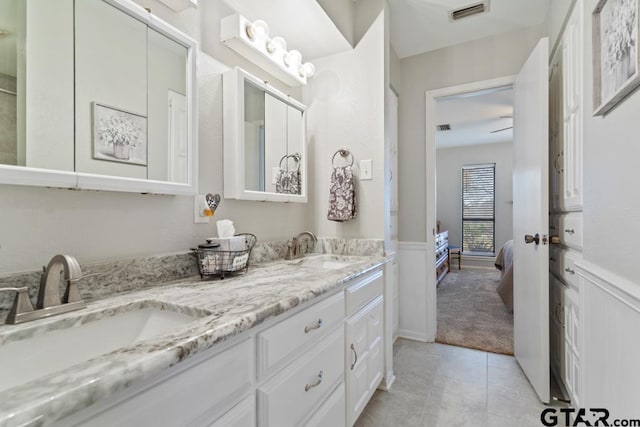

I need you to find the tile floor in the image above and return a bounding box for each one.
[355,339,566,427]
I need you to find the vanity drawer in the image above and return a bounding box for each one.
[345,270,383,317]
[559,212,583,250]
[257,291,344,379]
[304,382,346,427]
[559,248,582,290]
[257,327,344,427]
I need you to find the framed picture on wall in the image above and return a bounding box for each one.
[92,102,148,166]
[593,0,640,116]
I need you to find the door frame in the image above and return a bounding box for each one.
[424,75,515,341]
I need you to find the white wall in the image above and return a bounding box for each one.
[397,25,544,243]
[547,0,576,55]
[436,142,513,253]
[579,0,640,283]
[304,11,386,239]
[0,0,310,274]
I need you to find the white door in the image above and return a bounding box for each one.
[513,37,550,403]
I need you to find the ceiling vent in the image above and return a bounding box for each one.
[437,124,451,131]
[449,1,490,21]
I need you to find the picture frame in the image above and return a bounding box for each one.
[592,0,640,116]
[92,102,148,166]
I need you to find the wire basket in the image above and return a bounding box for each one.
[192,233,257,279]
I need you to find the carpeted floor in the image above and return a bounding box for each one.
[436,268,514,355]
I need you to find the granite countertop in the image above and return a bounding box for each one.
[0,253,387,427]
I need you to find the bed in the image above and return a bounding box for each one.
[495,240,514,311]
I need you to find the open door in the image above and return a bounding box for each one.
[513,37,550,403]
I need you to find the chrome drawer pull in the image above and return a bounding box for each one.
[304,318,323,333]
[305,371,323,392]
[350,343,358,370]
[565,267,575,275]
[564,228,575,235]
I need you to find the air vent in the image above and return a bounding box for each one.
[450,1,489,21]
[437,124,451,131]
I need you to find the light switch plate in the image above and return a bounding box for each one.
[360,159,373,180]
[194,195,210,223]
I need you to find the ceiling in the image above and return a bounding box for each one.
[436,87,513,149]
[389,0,550,58]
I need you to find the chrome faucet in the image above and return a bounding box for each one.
[0,255,86,324]
[285,231,318,260]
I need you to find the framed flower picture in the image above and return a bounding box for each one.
[92,102,147,165]
[593,0,640,115]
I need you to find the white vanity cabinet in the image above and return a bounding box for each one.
[345,271,384,426]
[56,266,387,427]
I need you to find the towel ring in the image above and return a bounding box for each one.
[279,153,301,171]
[331,148,354,168]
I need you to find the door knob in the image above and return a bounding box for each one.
[524,233,540,245]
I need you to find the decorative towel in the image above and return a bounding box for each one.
[327,165,357,221]
[275,169,301,194]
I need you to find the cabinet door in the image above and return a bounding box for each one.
[561,0,583,211]
[346,296,383,426]
[549,276,566,382]
[549,45,563,213]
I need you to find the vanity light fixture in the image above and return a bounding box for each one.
[220,13,315,87]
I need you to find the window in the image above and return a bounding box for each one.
[462,164,495,254]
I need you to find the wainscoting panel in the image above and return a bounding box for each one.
[397,242,432,341]
[577,261,640,419]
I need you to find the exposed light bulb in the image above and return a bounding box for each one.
[301,62,315,78]
[283,49,302,68]
[266,36,287,54]
[245,20,269,41]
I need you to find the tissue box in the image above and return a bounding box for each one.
[206,236,247,251]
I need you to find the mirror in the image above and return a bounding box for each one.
[0,0,196,194]
[224,67,307,202]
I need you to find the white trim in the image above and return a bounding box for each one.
[425,75,516,342]
[397,329,430,342]
[397,241,429,251]
[575,260,640,313]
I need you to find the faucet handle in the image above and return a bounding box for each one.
[0,287,34,324]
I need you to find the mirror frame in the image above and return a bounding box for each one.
[0,0,198,195]
[223,67,307,203]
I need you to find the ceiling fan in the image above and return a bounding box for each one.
[490,115,513,133]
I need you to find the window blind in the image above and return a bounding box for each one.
[462,164,495,254]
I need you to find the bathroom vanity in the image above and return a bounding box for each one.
[0,252,390,427]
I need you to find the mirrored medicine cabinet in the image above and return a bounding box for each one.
[223,67,307,202]
[0,0,197,194]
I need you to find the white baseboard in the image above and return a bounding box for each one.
[397,329,431,342]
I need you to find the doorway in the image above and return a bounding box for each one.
[433,86,515,355]
[423,75,515,343]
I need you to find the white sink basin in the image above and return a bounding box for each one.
[0,305,201,392]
